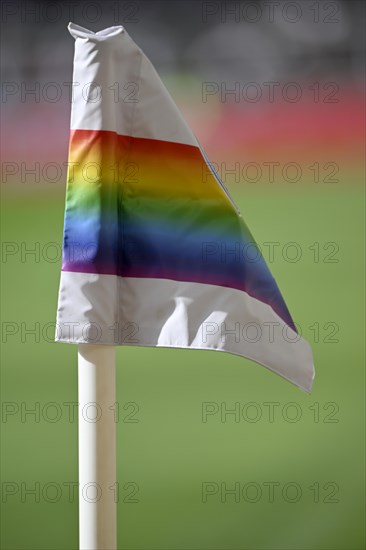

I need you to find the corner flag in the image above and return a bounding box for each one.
[56,23,315,392]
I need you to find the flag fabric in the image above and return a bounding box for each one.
[55,23,315,392]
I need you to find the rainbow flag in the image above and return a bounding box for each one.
[55,23,315,392]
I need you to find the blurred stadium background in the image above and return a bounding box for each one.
[1,1,365,549]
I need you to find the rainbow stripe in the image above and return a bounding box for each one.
[62,129,295,331]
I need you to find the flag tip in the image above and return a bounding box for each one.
[68,22,124,40]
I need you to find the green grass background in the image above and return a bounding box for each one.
[1,180,365,549]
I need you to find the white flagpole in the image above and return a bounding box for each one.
[78,344,117,550]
